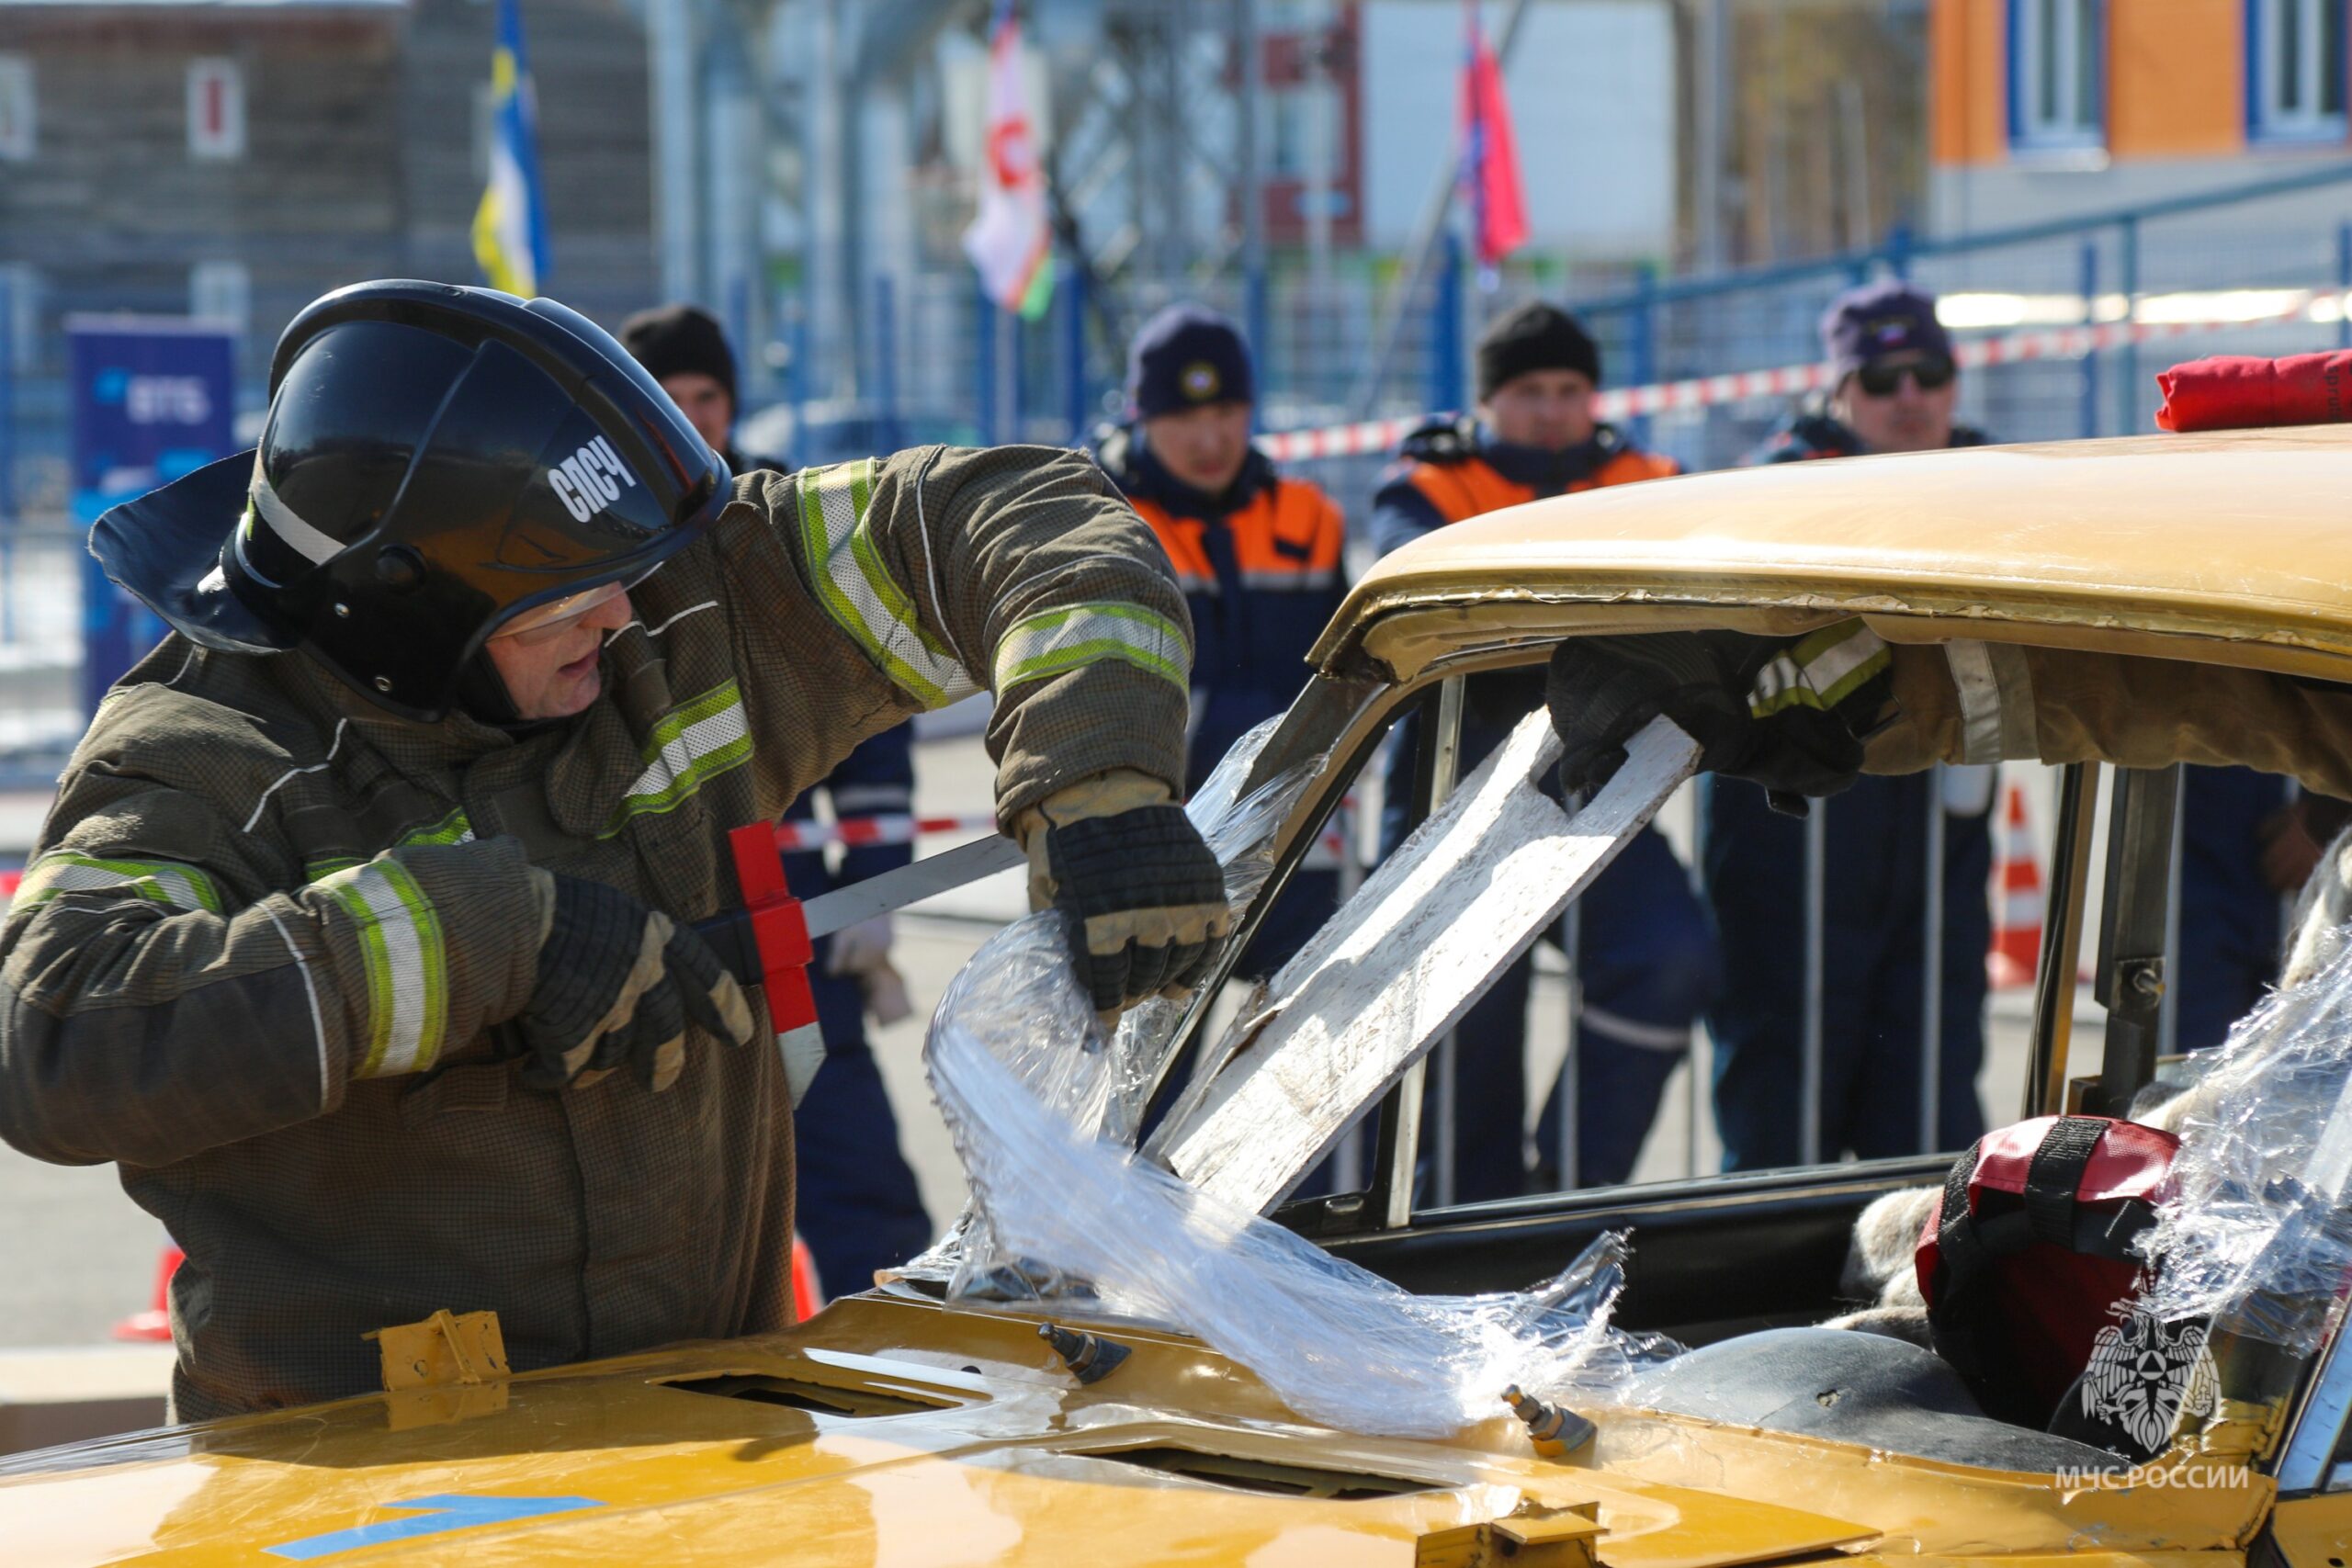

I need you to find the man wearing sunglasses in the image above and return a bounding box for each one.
[0,281,1214,1421]
[1703,279,1998,1173]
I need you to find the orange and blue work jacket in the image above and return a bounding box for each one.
[1365,414,1679,556]
[1095,425,1345,794]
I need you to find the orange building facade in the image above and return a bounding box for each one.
[1930,0,2352,231]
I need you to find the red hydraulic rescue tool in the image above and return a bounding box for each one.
[693,826,1025,1102]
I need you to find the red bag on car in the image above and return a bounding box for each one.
[2154,352,2352,432]
[1915,1114,2178,1425]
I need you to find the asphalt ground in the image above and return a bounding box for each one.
[0,727,2086,1348]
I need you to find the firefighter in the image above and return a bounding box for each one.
[620,302,931,1294]
[1704,279,1995,1169]
[0,281,1216,1420]
[1546,629,2352,999]
[1092,304,1346,975]
[1367,300,1720,1196]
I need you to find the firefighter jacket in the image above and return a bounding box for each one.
[1845,636,2352,804]
[1093,425,1344,792]
[1366,415,1680,559]
[1748,408,1993,466]
[0,445,1193,1421]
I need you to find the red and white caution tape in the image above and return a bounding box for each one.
[1253,288,2330,461]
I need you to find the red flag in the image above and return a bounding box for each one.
[1460,12,1529,266]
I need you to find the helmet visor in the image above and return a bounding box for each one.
[488,578,634,646]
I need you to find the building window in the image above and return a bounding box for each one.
[187,58,245,161]
[2249,0,2348,141]
[2009,0,2104,151]
[0,56,31,161]
[189,261,251,336]
[0,265,37,373]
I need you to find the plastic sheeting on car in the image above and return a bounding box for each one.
[2133,922,2352,1356]
[910,716,1679,1439]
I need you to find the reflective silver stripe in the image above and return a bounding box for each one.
[605,680,755,834]
[1579,1001,1692,1055]
[245,718,349,834]
[1945,640,2006,765]
[16,852,220,913]
[260,903,332,1108]
[318,859,447,1079]
[991,602,1190,694]
[797,461,979,708]
[830,784,912,813]
[249,463,344,567]
[1238,568,1339,592]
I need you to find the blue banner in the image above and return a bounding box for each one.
[69,320,236,715]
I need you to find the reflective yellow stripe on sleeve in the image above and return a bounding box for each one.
[316,858,448,1079]
[992,601,1190,695]
[1748,621,1891,719]
[15,852,221,914]
[792,459,981,710]
[601,679,754,837]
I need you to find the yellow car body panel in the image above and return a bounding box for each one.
[0,1294,2272,1566]
[1319,426,2352,682]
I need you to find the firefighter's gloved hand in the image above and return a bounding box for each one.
[518,870,757,1092]
[1544,633,1758,795]
[1545,625,1894,804]
[1019,769,1231,1020]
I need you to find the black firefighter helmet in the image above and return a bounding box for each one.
[93,279,731,723]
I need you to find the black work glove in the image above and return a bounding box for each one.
[518,872,757,1092]
[1042,805,1232,1018]
[1545,626,1894,806]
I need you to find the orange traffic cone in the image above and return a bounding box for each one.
[1987,778,2044,990]
[112,1244,183,1342]
[791,1235,824,1322]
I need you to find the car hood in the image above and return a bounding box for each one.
[0,1292,2268,1567]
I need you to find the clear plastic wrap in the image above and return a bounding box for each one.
[2132,931,2352,1354]
[932,1002,1674,1436]
[897,716,1314,1295]
[908,715,1679,1438]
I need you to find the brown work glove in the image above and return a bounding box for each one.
[1018,769,1232,1020]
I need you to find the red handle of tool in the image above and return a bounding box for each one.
[726,822,818,1034]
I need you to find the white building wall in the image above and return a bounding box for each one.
[1361,0,1676,259]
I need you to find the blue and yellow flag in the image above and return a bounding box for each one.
[472,0,550,296]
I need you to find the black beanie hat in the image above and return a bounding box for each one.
[1476,301,1601,402]
[620,303,738,406]
[1126,303,1256,420]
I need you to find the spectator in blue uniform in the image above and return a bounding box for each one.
[1092,305,1348,977]
[1707,279,1994,1169]
[623,304,932,1294]
[1368,301,1721,1195]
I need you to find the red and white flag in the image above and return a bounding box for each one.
[963,1,1057,319]
[1459,1,1529,268]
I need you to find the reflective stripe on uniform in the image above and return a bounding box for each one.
[1749,621,1890,718]
[603,679,754,837]
[14,852,221,914]
[794,460,980,709]
[303,810,474,882]
[991,600,1189,694]
[317,858,448,1079]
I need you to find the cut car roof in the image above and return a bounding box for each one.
[1319,425,2352,683]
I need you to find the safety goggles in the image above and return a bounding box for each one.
[1853,355,1956,398]
[488,580,632,646]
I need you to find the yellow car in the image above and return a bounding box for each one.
[6,425,2352,1566]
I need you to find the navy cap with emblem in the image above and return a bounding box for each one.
[1126,303,1255,420]
[1821,278,1953,378]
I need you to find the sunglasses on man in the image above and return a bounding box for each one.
[1854,355,1956,397]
